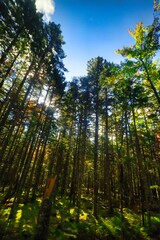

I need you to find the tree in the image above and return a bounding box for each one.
[115,21,160,105]
[87,57,105,217]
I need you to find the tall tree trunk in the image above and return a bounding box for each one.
[131,103,146,225]
[93,80,99,218]
[0,51,20,88]
[140,58,160,105]
[0,26,24,64]
[104,88,112,212]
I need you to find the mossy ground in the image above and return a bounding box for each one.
[0,196,160,239]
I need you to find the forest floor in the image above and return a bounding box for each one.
[0,195,160,239]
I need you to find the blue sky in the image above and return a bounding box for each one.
[50,0,155,80]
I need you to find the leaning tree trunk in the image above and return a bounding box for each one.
[34,176,57,240]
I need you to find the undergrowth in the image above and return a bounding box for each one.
[0,196,160,239]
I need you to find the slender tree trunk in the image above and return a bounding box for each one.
[0,59,34,130]
[104,89,112,212]
[93,80,99,218]
[61,126,73,196]
[0,26,24,64]
[140,58,160,105]
[70,139,78,205]
[0,51,20,88]
[131,103,146,225]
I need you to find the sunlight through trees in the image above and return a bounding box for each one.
[0,0,160,239]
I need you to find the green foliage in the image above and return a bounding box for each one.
[0,195,160,239]
[0,200,40,239]
[48,197,160,240]
[115,21,159,60]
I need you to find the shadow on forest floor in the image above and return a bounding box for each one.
[48,197,160,240]
[0,196,160,239]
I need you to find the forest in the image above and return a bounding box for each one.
[0,0,160,239]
